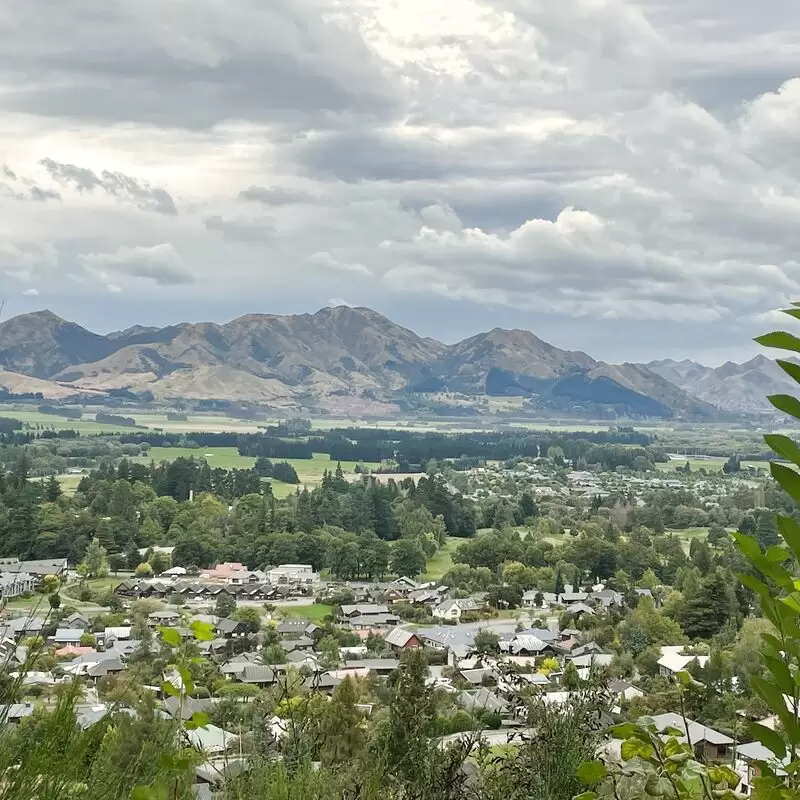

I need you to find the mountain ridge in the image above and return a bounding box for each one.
[0,307,716,418]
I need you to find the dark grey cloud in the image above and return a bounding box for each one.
[40,158,177,214]
[238,186,315,205]
[204,215,275,244]
[0,0,397,130]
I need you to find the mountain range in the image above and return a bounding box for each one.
[0,306,767,418]
[643,356,792,415]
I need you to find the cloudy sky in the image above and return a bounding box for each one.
[2,0,800,364]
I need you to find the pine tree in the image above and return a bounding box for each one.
[43,476,62,503]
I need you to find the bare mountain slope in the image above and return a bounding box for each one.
[0,306,715,417]
[646,355,794,414]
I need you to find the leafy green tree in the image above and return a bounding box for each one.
[79,538,109,578]
[320,677,365,766]
[214,593,236,619]
[473,629,500,655]
[390,538,426,578]
[43,476,62,502]
[134,562,153,578]
[232,607,261,634]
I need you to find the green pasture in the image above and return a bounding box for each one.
[420,537,461,581]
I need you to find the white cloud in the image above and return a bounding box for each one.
[22,288,39,296]
[78,244,193,286]
[0,0,799,360]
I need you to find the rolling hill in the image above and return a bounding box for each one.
[0,306,716,418]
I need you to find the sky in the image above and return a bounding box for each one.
[2,0,800,365]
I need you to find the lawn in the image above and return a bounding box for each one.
[420,537,461,581]
[56,474,85,495]
[132,448,379,494]
[131,446,256,470]
[276,603,333,620]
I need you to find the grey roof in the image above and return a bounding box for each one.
[240,665,277,684]
[650,712,733,746]
[6,617,44,634]
[163,696,217,721]
[384,628,420,648]
[87,658,126,677]
[343,659,399,672]
[149,610,179,619]
[570,641,605,657]
[285,649,319,665]
[513,627,558,642]
[570,653,614,668]
[0,703,33,721]
[501,634,550,655]
[280,636,314,652]
[348,613,401,626]
[460,668,498,685]
[457,688,509,714]
[340,604,389,616]
[4,559,66,576]
[53,628,85,642]
[216,618,245,635]
[560,592,589,603]
[565,602,595,615]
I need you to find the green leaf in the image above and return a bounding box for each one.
[707,765,740,789]
[161,681,180,698]
[159,627,181,647]
[756,331,800,353]
[184,710,209,731]
[765,545,791,563]
[644,774,671,797]
[738,573,770,599]
[177,665,195,696]
[190,621,214,642]
[771,463,800,506]
[609,722,642,739]
[768,394,800,421]
[732,532,763,561]
[621,737,655,760]
[765,434,800,467]
[760,633,784,655]
[777,359,800,387]
[750,722,787,760]
[576,760,607,786]
[778,516,800,563]
[574,793,598,800]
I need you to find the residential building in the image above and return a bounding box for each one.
[657,646,709,678]
[0,572,33,598]
[51,628,85,646]
[432,597,480,620]
[148,610,180,628]
[384,628,423,651]
[650,712,733,762]
[267,564,317,585]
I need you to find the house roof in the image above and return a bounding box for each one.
[340,604,389,616]
[186,724,238,754]
[149,610,179,619]
[565,602,595,615]
[457,688,509,714]
[216,618,244,635]
[657,651,709,673]
[0,703,33,721]
[87,658,126,677]
[348,613,401,627]
[384,628,420,648]
[570,653,614,668]
[460,668,497,685]
[53,628,85,642]
[650,712,733,746]
[343,659,399,672]
[240,665,277,684]
[500,634,550,655]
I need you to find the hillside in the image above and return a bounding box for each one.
[0,307,715,418]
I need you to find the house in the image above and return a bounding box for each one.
[649,712,733,762]
[0,558,67,583]
[339,604,390,620]
[51,628,85,646]
[200,562,245,581]
[186,725,239,755]
[432,598,480,620]
[587,589,623,609]
[570,641,605,658]
[0,703,34,726]
[162,696,217,722]
[54,644,96,658]
[734,741,787,795]
[276,619,309,638]
[348,613,401,630]
[148,610,180,628]
[384,628,423,652]
[161,566,187,577]
[216,618,249,638]
[267,564,317,585]
[87,658,127,680]
[456,688,509,715]
[499,634,556,657]
[459,668,498,686]
[239,665,278,686]
[608,679,644,703]
[657,646,709,678]
[284,650,321,670]
[569,653,613,669]
[339,659,400,677]
[228,569,267,586]
[0,572,33,598]
[564,602,595,618]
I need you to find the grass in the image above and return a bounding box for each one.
[131,446,256,470]
[420,537,461,581]
[276,603,333,620]
[56,475,85,496]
